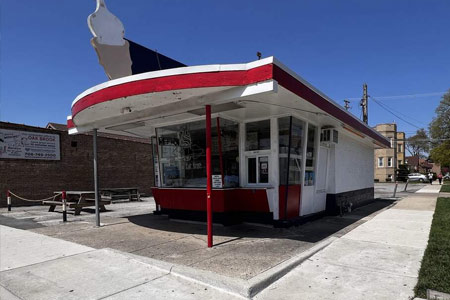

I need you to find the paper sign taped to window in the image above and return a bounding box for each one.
[212,175,223,188]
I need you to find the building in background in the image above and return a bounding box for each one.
[405,156,442,175]
[0,121,153,207]
[373,123,405,182]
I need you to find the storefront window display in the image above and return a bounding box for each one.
[156,118,239,188]
[245,120,271,151]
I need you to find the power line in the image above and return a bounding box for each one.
[370,96,427,126]
[370,96,422,129]
[369,91,446,100]
[347,91,446,101]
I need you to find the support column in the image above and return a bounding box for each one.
[93,129,100,227]
[206,105,213,248]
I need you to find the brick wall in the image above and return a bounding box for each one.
[0,122,154,207]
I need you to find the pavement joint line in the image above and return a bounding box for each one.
[353,222,432,233]
[317,255,421,279]
[0,248,97,273]
[0,282,24,300]
[340,236,428,250]
[96,272,171,300]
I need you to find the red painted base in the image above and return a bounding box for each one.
[278,185,301,219]
[151,188,270,213]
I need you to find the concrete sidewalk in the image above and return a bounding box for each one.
[255,185,441,300]
[0,186,440,299]
[0,225,243,300]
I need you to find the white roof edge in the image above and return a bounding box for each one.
[72,57,275,106]
[272,57,388,143]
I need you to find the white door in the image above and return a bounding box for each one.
[315,146,329,212]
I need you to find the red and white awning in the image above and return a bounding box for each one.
[68,57,390,148]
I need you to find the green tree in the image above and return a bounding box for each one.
[429,90,450,167]
[406,128,429,158]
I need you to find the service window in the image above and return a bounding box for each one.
[247,155,269,184]
[245,120,271,185]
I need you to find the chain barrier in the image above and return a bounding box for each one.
[8,191,62,202]
[6,190,68,222]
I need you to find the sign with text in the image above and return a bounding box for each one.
[0,129,60,160]
[212,175,223,188]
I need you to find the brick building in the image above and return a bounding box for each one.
[0,121,154,207]
[373,123,406,182]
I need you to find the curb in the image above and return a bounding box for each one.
[245,236,336,297]
[106,236,336,299]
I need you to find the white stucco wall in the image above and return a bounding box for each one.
[332,133,374,194]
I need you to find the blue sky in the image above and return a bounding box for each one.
[1,0,449,138]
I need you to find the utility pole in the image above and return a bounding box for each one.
[344,99,351,111]
[360,83,368,124]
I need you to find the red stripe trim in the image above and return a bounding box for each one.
[273,65,390,147]
[70,61,388,147]
[67,118,75,129]
[72,64,274,118]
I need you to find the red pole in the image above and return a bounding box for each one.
[216,117,225,187]
[206,105,213,248]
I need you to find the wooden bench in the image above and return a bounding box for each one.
[100,188,141,202]
[43,191,111,215]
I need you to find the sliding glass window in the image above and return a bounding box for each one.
[156,118,239,188]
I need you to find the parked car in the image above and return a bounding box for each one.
[408,173,428,182]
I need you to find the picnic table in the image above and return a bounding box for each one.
[43,191,110,215]
[100,187,141,202]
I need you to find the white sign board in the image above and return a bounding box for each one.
[212,175,223,188]
[0,129,61,160]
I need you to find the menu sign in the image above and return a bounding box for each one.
[0,129,60,160]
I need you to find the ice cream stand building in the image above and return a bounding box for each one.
[69,1,390,244]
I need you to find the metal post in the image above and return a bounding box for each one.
[7,190,11,212]
[62,191,67,222]
[206,105,213,248]
[393,182,398,198]
[284,116,293,220]
[404,179,409,192]
[93,129,100,227]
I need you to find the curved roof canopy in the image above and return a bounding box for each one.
[68,57,390,148]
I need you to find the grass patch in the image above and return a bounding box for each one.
[414,197,450,298]
[441,185,450,193]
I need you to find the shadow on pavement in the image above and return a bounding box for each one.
[127,200,394,244]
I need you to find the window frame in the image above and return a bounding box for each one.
[243,119,273,187]
[378,157,384,167]
[388,157,393,167]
